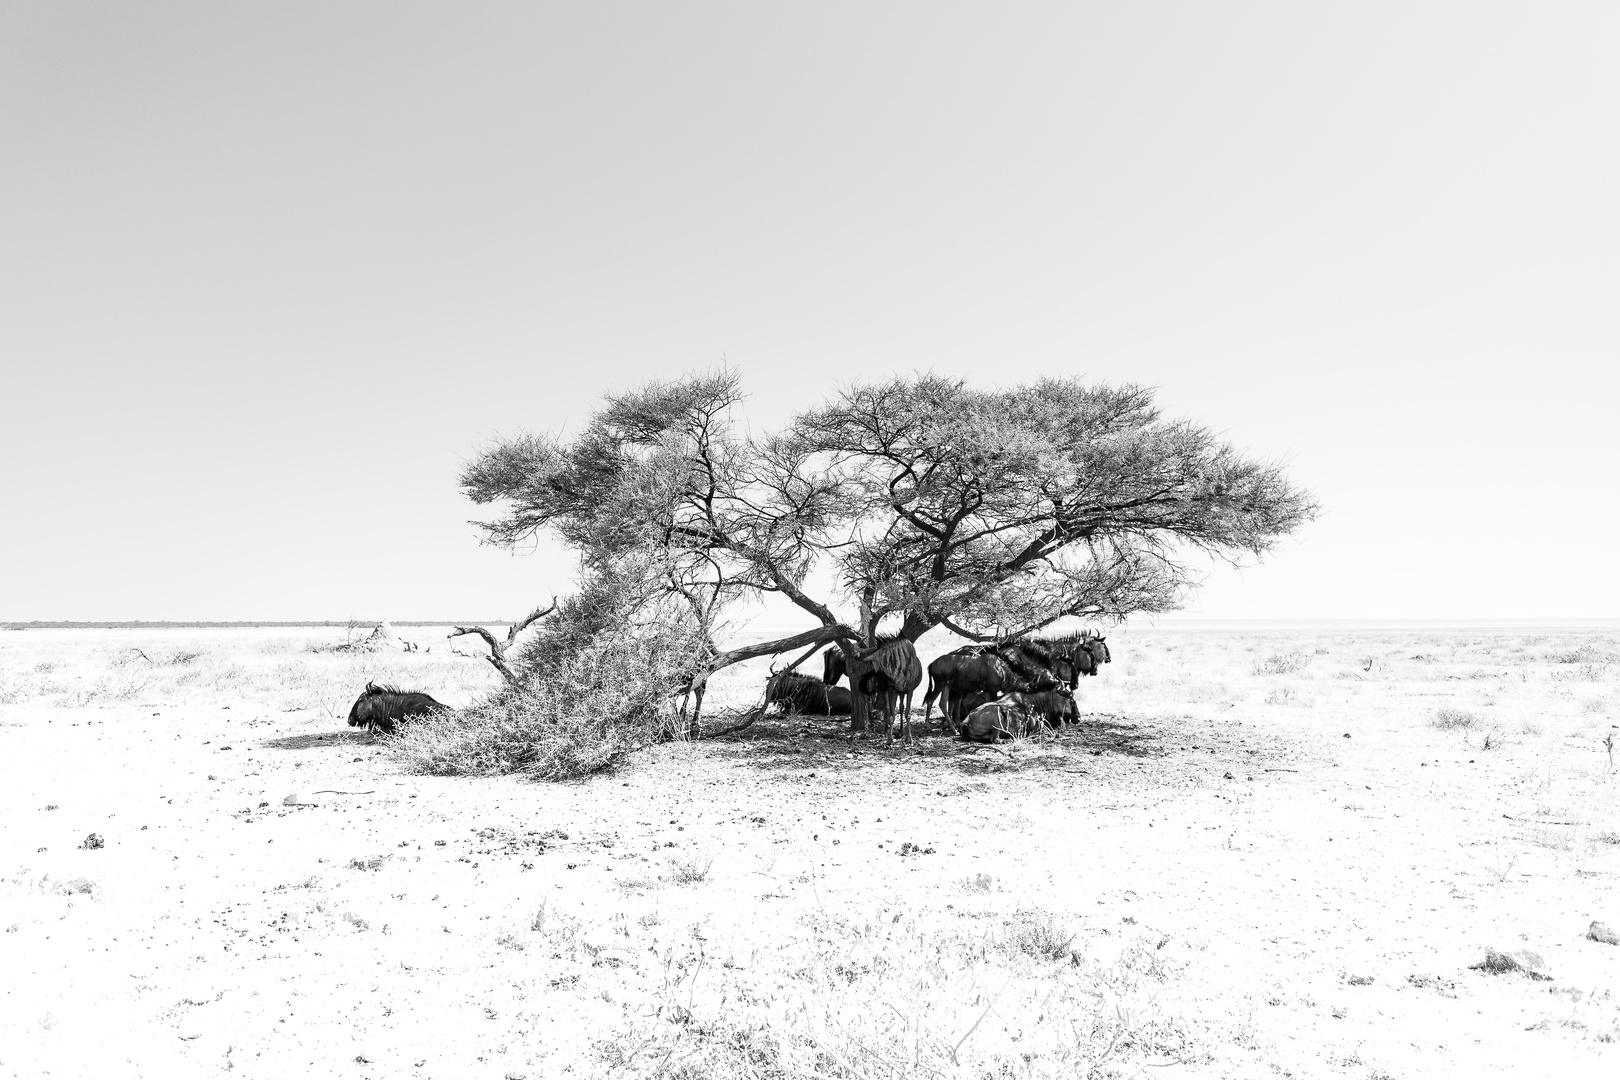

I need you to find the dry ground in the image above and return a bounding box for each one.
[2,625,1619,1079]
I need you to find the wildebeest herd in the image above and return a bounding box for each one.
[345,631,1109,749]
[766,632,1110,745]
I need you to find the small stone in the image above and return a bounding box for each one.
[1588,921,1619,945]
[79,833,105,850]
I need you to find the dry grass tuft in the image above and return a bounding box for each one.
[670,852,716,884]
[1430,707,1479,731]
[1253,652,1313,676]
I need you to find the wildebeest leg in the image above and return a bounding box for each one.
[689,682,705,739]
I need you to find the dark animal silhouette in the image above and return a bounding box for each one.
[823,633,903,687]
[346,682,445,735]
[941,653,1061,728]
[920,646,993,731]
[1024,631,1109,682]
[850,638,925,748]
[998,639,1082,689]
[764,670,853,716]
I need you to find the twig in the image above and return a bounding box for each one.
[1502,814,1580,825]
[310,789,376,796]
[1263,768,1299,773]
[705,708,765,739]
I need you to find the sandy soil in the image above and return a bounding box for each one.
[2,626,1618,1078]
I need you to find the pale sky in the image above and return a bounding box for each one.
[2,2,1615,623]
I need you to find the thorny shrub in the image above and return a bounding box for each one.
[390,590,709,780]
[1252,652,1312,676]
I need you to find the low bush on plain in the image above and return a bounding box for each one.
[390,595,707,781]
[1253,652,1312,676]
[1430,707,1479,731]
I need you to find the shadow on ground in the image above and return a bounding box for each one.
[261,729,379,751]
[698,710,1165,777]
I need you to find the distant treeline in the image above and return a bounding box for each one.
[1,620,506,630]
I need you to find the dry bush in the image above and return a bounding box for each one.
[390,611,706,781]
[1253,652,1313,676]
[1547,644,1619,666]
[1430,707,1479,731]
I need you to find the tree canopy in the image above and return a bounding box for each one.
[461,371,1316,680]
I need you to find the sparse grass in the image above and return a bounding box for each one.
[1264,687,1296,705]
[593,907,1208,1079]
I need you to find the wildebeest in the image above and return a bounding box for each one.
[346,682,445,735]
[849,638,925,748]
[920,645,993,730]
[940,652,1061,729]
[1024,631,1110,682]
[1019,688,1080,726]
[822,633,903,687]
[961,693,1047,743]
[1079,633,1111,672]
[764,669,853,716]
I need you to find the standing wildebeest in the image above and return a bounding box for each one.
[1079,632,1111,673]
[764,669,853,716]
[346,682,445,734]
[941,652,1061,729]
[850,638,925,748]
[920,645,994,730]
[823,633,903,687]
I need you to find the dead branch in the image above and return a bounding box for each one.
[704,708,766,738]
[507,598,558,644]
[448,601,558,685]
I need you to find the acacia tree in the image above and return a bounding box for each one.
[460,371,1316,730]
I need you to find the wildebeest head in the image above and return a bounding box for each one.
[1020,689,1079,725]
[1080,634,1110,672]
[346,681,444,735]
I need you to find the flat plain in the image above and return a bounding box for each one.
[2,624,1618,1079]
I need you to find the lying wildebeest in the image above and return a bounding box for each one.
[851,638,925,748]
[961,693,1047,743]
[1019,688,1080,726]
[764,669,853,716]
[346,682,445,735]
[822,633,904,687]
